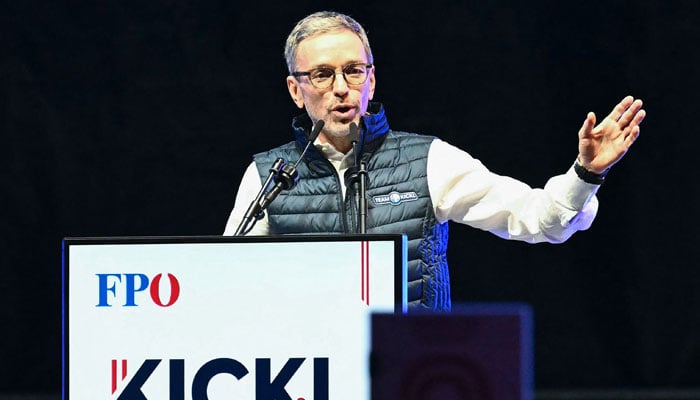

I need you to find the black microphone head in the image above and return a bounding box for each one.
[308,120,325,143]
[295,120,325,169]
[349,122,358,139]
[349,121,364,162]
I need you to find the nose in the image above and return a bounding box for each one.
[332,72,349,96]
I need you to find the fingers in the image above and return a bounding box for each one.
[608,95,634,122]
[620,104,645,146]
[578,111,596,138]
[612,96,644,129]
[624,109,645,145]
[624,125,641,147]
[631,108,647,127]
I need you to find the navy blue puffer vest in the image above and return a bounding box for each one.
[253,103,450,310]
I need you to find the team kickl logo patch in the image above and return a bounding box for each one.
[372,191,419,206]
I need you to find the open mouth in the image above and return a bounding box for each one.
[331,105,357,122]
[333,105,354,114]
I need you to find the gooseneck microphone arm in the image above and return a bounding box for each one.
[344,122,369,234]
[233,120,325,236]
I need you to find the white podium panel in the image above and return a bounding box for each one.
[62,235,407,400]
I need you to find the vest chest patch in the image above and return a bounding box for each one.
[372,191,419,206]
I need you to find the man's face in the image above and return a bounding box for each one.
[286,30,376,151]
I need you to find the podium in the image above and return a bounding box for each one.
[62,235,407,400]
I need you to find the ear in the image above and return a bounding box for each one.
[368,66,376,100]
[286,76,305,109]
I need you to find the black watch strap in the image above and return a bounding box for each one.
[574,160,609,185]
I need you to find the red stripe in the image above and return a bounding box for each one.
[111,359,117,394]
[365,241,370,305]
[361,242,365,301]
[360,241,371,306]
[122,359,127,380]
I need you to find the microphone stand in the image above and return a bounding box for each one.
[234,158,285,236]
[345,122,369,234]
[233,120,325,236]
[357,158,369,234]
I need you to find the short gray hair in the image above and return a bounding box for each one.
[284,11,374,74]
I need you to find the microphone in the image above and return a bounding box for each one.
[293,119,324,169]
[344,122,363,188]
[259,120,325,209]
[343,121,369,234]
[349,121,358,136]
[234,120,325,235]
[349,122,360,156]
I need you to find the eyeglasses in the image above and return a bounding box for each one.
[292,63,373,89]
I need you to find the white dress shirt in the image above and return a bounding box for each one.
[224,138,599,242]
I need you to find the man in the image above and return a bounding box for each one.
[224,11,646,310]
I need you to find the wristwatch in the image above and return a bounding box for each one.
[574,159,609,185]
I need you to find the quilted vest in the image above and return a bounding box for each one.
[253,103,450,310]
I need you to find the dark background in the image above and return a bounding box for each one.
[3,0,699,396]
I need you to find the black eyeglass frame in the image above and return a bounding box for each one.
[291,63,374,89]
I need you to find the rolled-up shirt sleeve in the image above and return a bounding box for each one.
[428,138,599,243]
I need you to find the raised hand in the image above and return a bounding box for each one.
[577,96,646,173]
